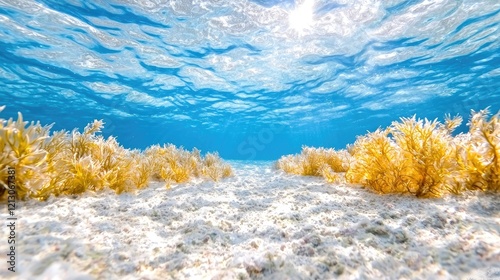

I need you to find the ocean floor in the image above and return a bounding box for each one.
[1,161,499,280]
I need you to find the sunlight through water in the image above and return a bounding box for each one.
[288,0,315,34]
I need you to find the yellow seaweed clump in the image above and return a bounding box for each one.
[35,120,143,199]
[0,106,233,201]
[201,152,233,182]
[146,144,233,188]
[347,115,461,198]
[276,146,351,183]
[0,106,52,199]
[345,128,408,194]
[453,108,500,192]
[277,109,500,198]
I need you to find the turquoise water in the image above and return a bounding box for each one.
[0,0,499,160]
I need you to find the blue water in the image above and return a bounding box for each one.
[0,0,499,160]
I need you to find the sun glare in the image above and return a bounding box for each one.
[288,0,314,34]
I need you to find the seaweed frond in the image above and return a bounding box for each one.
[130,150,151,189]
[455,108,500,192]
[346,128,409,194]
[444,113,463,133]
[390,116,457,198]
[202,152,233,181]
[0,108,52,199]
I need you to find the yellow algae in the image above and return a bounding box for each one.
[345,128,409,195]
[0,107,52,199]
[0,106,233,201]
[202,152,233,182]
[454,108,500,193]
[276,146,351,183]
[347,115,460,198]
[145,144,232,185]
[277,109,499,198]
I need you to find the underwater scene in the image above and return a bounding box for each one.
[0,0,499,279]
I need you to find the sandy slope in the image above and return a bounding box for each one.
[1,161,499,280]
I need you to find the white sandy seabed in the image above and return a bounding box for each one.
[1,161,499,280]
